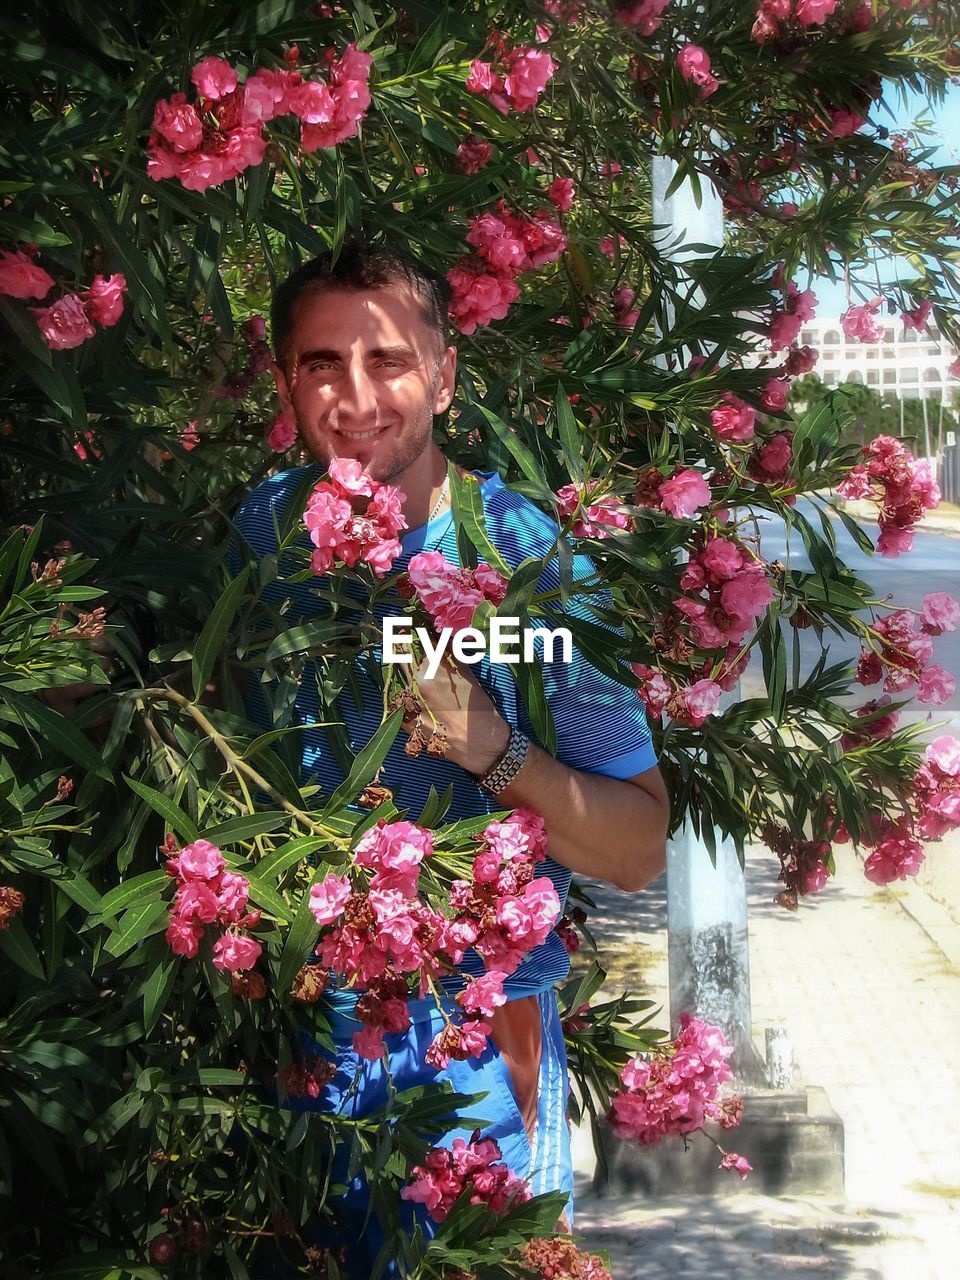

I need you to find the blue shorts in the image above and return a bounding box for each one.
[287,988,573,1274]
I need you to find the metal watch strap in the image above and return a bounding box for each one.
[477,726,529,796]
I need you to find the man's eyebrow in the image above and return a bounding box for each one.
[297,348,342,366]
[368,344,418,359]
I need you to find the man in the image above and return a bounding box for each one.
[232,241,669,1267]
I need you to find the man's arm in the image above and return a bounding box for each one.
[409,658,669,893]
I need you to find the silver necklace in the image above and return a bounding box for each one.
[427,475,449,523]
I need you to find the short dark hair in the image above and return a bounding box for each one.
[271,239,452,366]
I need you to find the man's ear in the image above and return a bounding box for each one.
[272,359,295,416]
[433,345,457,415]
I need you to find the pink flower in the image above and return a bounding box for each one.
[769,311,802,351]
[927,735,960,776]
[175,839,225,881]
[180,423,200,451]
[863,825,924,884]
[841,297,884,343]
[556,482,631,539]
[719,1152,753,1179]
[676,678,723,726]
[152,93,203,152]
[466,210,529,274]
[328,456,376,498]
[710,393,756,443]
[447,260,520,334]
[615,0,670,33]
[353,1024,386,1060]
[700,537,745,582]
[407,550,486,630]
[456,136,492,174]
[922,593,960,636]
[31,293,95,350]
[465,59,498,95]
[949,356,960,379]
[795,0,837,24]
[676,45,718,98]
[309,873,353,925]
[760,378,789,412]
[828,108,868,139]
[458,971,508,1019]
[473,562,509,604]
[0,249,55,300]
[85,274,127,327]
[215,870,250,924]
[901,299,932,333]
[174,881,221,925]
[876,525,914,558]
[266,411,297,451]
[917,665,956,706]
[633,664,673,717]
[166,917,203,957]
[502,47,556,112]
[211,930,262,973]
[355,819,433,896]
[659,469,711,519]
[191,56,238,100]
[547,177,575,211]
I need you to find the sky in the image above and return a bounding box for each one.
[813,80,960,317]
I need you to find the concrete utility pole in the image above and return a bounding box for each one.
[651,156,764,1082]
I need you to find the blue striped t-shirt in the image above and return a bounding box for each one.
[232,465,657,1000]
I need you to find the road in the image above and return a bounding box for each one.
[740,498,960,739]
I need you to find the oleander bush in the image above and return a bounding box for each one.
[2,1,960,1274]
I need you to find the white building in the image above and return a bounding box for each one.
[799,316,959,406]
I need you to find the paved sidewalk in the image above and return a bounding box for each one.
[570,847,960,1278]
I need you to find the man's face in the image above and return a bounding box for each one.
[274,282,456,484]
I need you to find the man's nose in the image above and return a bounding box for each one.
[338,363,378,419]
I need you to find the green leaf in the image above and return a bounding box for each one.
[264,618,354,662]
[202,812,288,845]
[472,404,552,500]
[192,565,251,700]
[102,900,168,958]
[321,709,403,818]
[554,383,584,481]
[447,466,511,574]
[277,871,323,995]
[0,915,45,979]
[96,870,168,920]
[6,690,111,780]
[123,776,199,843]
[142,952,177,1035]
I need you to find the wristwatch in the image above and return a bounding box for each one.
[476,726,530,796]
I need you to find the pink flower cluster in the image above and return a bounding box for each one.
[913,736,960,841]
[307,811,559,1065]
[466,36,555,116]
[633,665,725,727]
[673,535,775,651]
[448,199,567,335]
[634,467,712,521]
[147,46,371,192]
[676,45,719,99]
[164,839,263,973]
[854,594,958,705]
[901,299,932,333]
[405,550,508,631]
[748,430,794,490]
[304,457,406,577]
[752,0,838,42]
[0,245,128,352]
[216,313,273,402]
[710,393,756,443]
[615,0,670,32]
[456,135,492,174]
[400,1135,530,1223]
[769,280,818,352]
[840,295,884,343]
[838,435,940,556]
[608,1015,745,1157]
[556,482,633,539]
[862,819,925,885]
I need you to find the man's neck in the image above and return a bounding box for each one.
[397,444,449,531]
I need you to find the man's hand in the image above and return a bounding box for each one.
[401,654,669,894]
[405,655,509,777]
